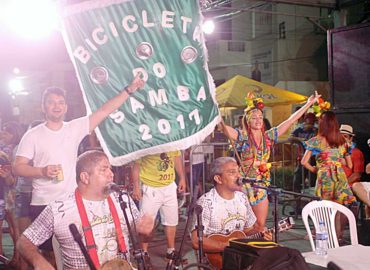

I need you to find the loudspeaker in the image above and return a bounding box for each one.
[358,219,370,246]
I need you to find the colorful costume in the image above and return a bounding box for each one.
[235,127,278,205]
[291,126,317,140]
[303,137,356,206]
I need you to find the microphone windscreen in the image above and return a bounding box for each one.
[236,177,243,186]
[104,183,127,194]
[327,261,342,270]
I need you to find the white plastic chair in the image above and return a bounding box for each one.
[302,200,358,251]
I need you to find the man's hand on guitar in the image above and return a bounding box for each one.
[261,230,273,241]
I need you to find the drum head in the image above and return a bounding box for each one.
[100,258,132,270]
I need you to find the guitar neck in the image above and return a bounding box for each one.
[245,227,274,239]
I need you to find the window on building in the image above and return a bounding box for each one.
[279,21,286,39]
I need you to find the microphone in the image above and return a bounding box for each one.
[327,261,343,270]
[104,183,128,194]
[237,177,261,186]
[69,224,97,270]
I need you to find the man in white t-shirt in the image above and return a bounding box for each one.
[13,74,144,257]
[17,150,153,270]
[191,157,271,256]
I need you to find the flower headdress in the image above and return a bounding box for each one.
[244,92,265,114]
[312,97,330,117]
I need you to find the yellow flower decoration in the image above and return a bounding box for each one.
[312,97,331,117]
[244,92,265,114]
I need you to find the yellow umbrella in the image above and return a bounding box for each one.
[216,75,307,107]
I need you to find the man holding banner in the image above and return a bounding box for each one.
[58,1,220,266]
[13,74,144,266]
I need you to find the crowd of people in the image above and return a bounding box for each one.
[0,75,370,270]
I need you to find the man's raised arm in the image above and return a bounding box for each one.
[89,73,145,132]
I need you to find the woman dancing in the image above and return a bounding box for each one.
[220,91,320,230]
[301,111,356,238]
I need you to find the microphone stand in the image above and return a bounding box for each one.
[117,192,146,270]
[0,254,10,265]
[194,205,205,264]
[244,179,320,243]
[166,185,209,270]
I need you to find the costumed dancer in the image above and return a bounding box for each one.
[219,91,320,230]
[301,109,357,239]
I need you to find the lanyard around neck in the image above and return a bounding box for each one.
[75,189,127,269]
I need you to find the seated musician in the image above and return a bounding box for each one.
[191,157,272,255]
[17,150,153,270]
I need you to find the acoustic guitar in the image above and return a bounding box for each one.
[205,217,294,270]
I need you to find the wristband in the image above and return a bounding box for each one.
[123,85,134,95]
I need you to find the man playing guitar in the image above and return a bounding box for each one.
[190,157,272,268]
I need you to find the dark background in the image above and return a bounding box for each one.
[328,22,370,179]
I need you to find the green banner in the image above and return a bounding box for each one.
[61,0,220,165]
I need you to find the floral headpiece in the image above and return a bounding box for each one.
[312,97,330,117]
[244,92,265,114]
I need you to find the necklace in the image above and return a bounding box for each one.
[251,130,265,163]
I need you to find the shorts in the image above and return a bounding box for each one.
[140,181,178,226]
[0,199,5,220]
[15,192,32,218]
[30,205,53,251]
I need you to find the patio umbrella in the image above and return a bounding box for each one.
[216,75,307,108]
